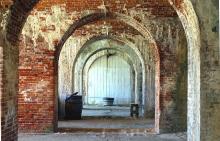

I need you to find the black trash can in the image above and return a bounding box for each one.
[65,92,82,120]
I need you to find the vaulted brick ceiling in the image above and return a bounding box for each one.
[4,0,180,45]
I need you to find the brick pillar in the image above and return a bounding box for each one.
[1,44,19,141]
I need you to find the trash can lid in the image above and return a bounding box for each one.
[65,92,82,101]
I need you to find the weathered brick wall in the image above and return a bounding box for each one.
[18,36,55,132]
[34,0,176,17]
[1,43,18,141]
[191,0,220,141]
[158,25,187,132]
[0,6,18,141]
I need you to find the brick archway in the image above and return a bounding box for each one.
[168,0,201,140]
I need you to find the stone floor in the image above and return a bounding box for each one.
[19,106,186,141]
[59,105,154,130]
[18,133,187,141]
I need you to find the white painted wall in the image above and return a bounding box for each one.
[85,55,133,105]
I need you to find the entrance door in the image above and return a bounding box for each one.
[86,55,133,105]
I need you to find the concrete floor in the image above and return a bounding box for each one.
[18,133,186,141]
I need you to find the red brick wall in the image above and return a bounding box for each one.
[34,0,176,17]
[18,37,56,132]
